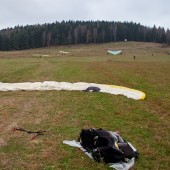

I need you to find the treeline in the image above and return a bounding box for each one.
[0,20,170,50]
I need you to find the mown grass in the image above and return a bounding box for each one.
[0,42,170,170]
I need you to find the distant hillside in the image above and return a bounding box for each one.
[0,20,169,51]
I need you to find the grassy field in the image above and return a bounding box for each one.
[0,42,170,170]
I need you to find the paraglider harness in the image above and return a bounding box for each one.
[78,128,139,163]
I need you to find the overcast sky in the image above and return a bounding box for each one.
[0,0,169,30]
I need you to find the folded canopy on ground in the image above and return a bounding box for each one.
[107,50,122,55]
[0,81,146,100]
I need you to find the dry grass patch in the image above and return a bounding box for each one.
[0,42,170,169]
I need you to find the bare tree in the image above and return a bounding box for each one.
[41,31,46,46]
[86,29,91,44]
[67,30,72,45]
[46,32,51,47]
[166,29,170,44]
[74,27,78,44]
[114,24,117,42]
[93,27,98,43]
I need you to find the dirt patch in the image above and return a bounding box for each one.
[5,122,19,132]
[0,138,7,147]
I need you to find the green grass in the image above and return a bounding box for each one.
[0,42,170,170]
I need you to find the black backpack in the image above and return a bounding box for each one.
[78,128,139,163]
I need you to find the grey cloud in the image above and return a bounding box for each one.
[0,0,169,29]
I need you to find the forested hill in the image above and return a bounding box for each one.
[0,20,170,51]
